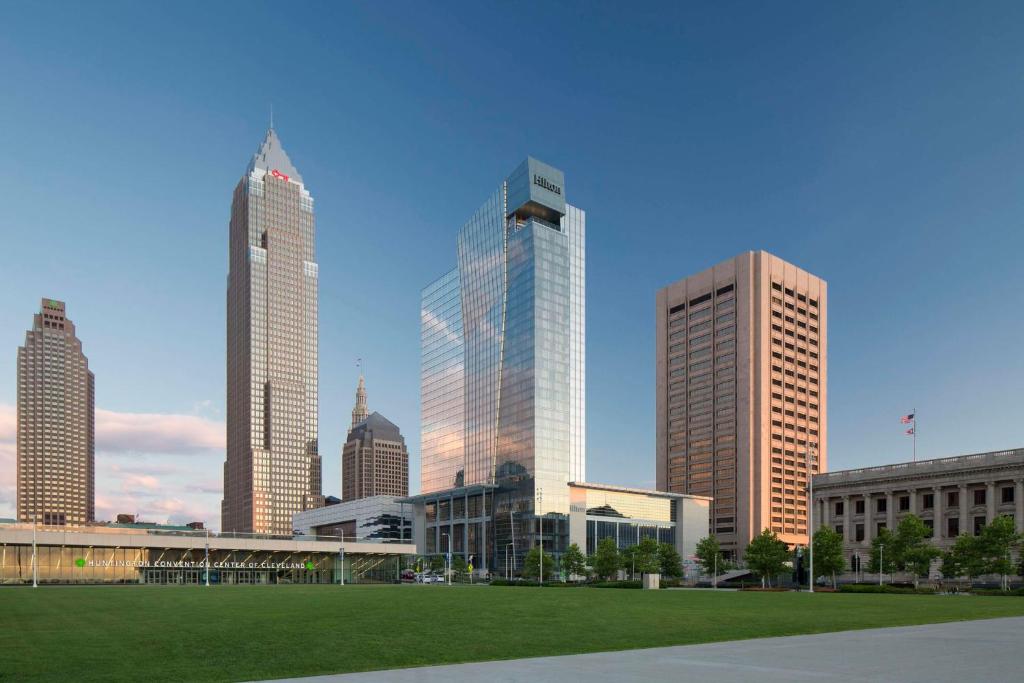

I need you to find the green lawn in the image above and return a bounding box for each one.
[3,585,1024,682]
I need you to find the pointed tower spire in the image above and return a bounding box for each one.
[351,372,368,430]
[248,126,303,184]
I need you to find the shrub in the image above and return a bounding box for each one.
[488,579,579,588]
[838,584,936,595]
[970,588,1024,597]
[590,580,642,589]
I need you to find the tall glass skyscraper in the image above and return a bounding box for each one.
[222,128,322,534]
[419,157,585,568]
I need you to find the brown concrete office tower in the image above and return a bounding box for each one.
[656,251,827,559]
[341,409,410,501]
[222,128,322,534]
[16,299,95,525]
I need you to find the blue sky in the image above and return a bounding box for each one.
[1,2,1022,526]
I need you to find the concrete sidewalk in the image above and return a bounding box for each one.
[260,616,1023,682]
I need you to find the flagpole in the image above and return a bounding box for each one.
[913,408,917,462]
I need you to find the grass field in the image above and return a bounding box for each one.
[3,585,1024,682]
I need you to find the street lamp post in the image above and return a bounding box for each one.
[807,445,816,593]
[879,543,884,586]
[205,528,210,587]
[441,532,450,586]
[537,489,543,586]
[32,514,38,588]
[506,543,514,581]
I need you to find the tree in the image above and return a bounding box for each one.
[450,554,467,580]
[520,546,555,581]
[591,537,622,580]
[978,515,1021,590]
[561,543,588,582]
[941,534,984,580]
[633,537,661,575]
[867,527,896,577]
[658,542,683,578]
[429,555,445,573]
[893,514,941,588]
[812,527,845,588]
[745,529,789,587]
[695,535,724,577]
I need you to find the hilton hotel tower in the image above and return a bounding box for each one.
[656,251,827,559]
[222,128,322,534]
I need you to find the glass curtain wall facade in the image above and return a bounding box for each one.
[421,269,465,493]
[420,157,585,571]
[0,545,402,585]
[223,128,322,534]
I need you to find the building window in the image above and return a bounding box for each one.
[974,489,986,506]
[923,519,934,537]
[899,496,910,512]
[834,501,844,516]
[947,491,959,508]
[922,493,934,510]
[876,498,887,513]
[973,516,986,535]
[947,517,959,537]
[1002,486,1015,504]
[854,523,864,542]
[855,500,865,515]
[834,525,843,537]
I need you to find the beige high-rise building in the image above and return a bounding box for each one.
[656,251,827,559]
[17,299,95,526]
[222,128,322,534]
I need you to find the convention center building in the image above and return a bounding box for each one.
[0,522,416,585]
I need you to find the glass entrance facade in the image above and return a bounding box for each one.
[0,544,407,585]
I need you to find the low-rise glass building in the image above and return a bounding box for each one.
[402,482,710,577]
[0,523,415,585]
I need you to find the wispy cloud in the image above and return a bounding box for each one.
[0,404,225,527]
[97,408,224,453]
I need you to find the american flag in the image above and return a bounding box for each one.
[906,427,915,435]
[900,413,915,424]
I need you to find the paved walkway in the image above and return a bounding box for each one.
[262,616,1023,682]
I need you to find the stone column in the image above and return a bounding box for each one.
[821,495,830,530]
[864,493,873,545]
[959,484,969,535]
[908,488,917,515]
[843,495,852,543]
[1015,479,1024,533]
[886,490,895,531]
[933,486,944,540]
[986,481,997,524]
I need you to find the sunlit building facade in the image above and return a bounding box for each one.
[656,251,827,559]
[16,299,95,526]
[0,523,413,585]
[222,128,322,534]
[419,157,585,571]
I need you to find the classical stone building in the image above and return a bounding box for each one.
[812,448,1024,571]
